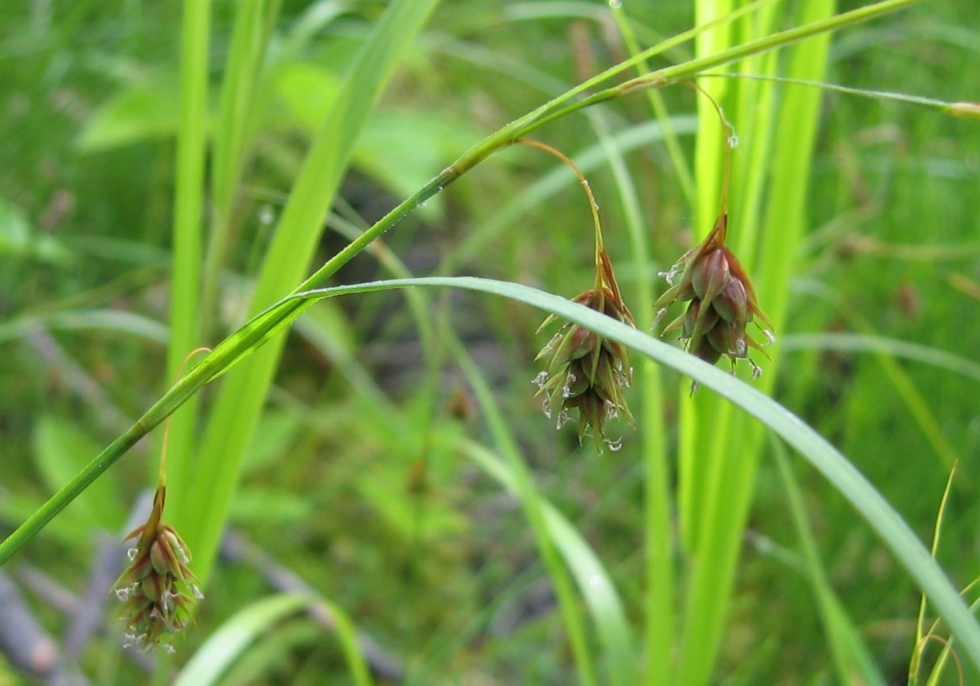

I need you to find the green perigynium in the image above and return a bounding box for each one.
[113,486,202,652]
[535,249,636,451]
[654,213,774,388]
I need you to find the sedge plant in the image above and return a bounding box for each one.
[4,0,980,683]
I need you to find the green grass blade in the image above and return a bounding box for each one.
[910,464,958,686]
[173,594,313,686]
[461,440,637,686]
[200,0,274,341]
[321,597,377,686]
[444,329,601,686]
[780,333,980,382]
[172,593,372,686]
[169,0,442,583]
[0,309,168,344]
[165,0,210,498]
[772,438,886,685]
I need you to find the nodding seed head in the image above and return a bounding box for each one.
[653,214,774,388]
[534,249,636,452]
[112,486,202,651]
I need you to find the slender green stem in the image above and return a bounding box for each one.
[529,0,922,134]
[909,464,958,685]
[702,71,955,110]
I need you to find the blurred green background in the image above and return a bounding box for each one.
[0,0,978,683]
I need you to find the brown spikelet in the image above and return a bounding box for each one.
[534,249,636,451]
[112,486,202,652]
[654,214,774,391]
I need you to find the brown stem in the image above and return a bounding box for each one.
[512,138,606,290]
[684,80,734,228]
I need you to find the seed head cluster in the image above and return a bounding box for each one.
[113,486,202,652]
[534,249,636,451]
[654,213,774,389]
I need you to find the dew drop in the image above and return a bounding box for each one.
[258,204,276,225]
[126,547,138,561]
[609,0,623,7]
[605,436,624,452]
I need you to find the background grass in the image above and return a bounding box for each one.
[1,0,979,683]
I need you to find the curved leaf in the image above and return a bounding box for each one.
[174,594,313,686]
[285,275,980,672]
[461,440,637,686]
[173,593,373,686]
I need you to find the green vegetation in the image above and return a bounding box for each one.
[1,0,978,684]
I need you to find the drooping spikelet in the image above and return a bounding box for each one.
[654,213,774,390]
[112,486,202,652]
[534,249,636,451]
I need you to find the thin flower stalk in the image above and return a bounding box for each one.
[112,349,208,651]
[653,82,774,391]
[523,139,636,451]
